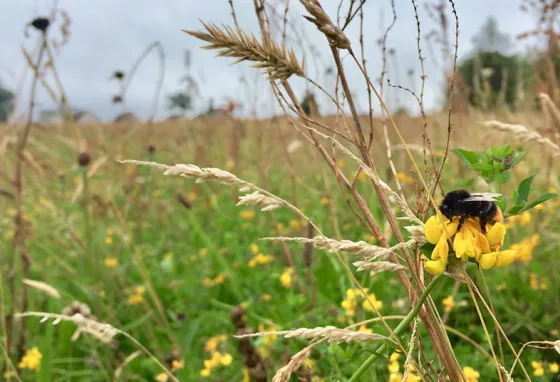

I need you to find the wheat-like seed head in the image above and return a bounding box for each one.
[184,21,304,81]
[353,260,405,276]
[300,0,351,49]
[481,120,560,156]
[272,347,311,382]
[16,312,118,344]
[23,279,61,299]
[538,92,560,136]
[235,326,388,344]
[237,191,284,211]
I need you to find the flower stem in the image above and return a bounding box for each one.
[348,274,444,382]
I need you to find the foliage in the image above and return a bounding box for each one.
[167,91,192,114]
[0,81,14,121]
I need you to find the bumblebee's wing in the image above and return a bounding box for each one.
[460,193,502,203]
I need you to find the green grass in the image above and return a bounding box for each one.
[1,120,559,381]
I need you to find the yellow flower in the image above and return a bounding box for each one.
[424,215,458,245]
[388,360,400,373]
[549,362,559,373]
[389,351,401,363]
[199,248,208,257]
[240,210,255,220]
[260,293,271,302]
[105,236,113,245]
[248,253,272,268]
[453,229,476,261]
[358,324,372,333]
[519,211,531,225]
[249,243,259,254]
[432,235,449,264]
[155,373,169,382]
[18,347,42,370]
[204,334,227,353]
[389,373,402,382]
[424,258,446,275]
[290,219,302,230]
[496,283,506,291]
[280,267,294,288]
[397,171,414,185]
[357,170,368,181]
[532,361,545,376]
[106,228,114,236]
[243,368,251,382]
[336,160,345,169]
[486,222,506,250]
[320,196,329,206]
[172,359,184,371]
[362,293,383,312]
[463,366,480,382]
[220,353,233,366]
[443,295,455,312]
[104,257,117,268]
[512,234,539,264]
[127,294,144,305]
[200,368,211,377]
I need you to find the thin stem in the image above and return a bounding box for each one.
[348,274,444,382]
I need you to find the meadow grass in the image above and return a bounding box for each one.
[1,112,559,381]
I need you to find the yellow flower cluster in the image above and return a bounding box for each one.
[505,211,531,227]
[529,272,548,290]
[442,296,455,313]
[104,257,118,269]
[387,351,421,381]
[201,335,232,377]
[511,234,539,264]
[127,286,145,305]
[397,171,414,186]
[202,274,226,287]
[530,360,560,376]
[423,214,516,275]
[280,267,294,288]
[19,347,42,370]
[258,323,278,357]
[248,253,272,268]
[239,210,255,220]
[463,366,480,382]
[249,243,259,254]
[340,288,382,317]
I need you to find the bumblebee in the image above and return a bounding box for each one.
[438,190,504,234]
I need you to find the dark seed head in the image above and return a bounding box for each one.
[112,71,125,80]
[112,95,123,104]
[176,312,186,321]
[78,152,91,167]
[147,144,156,154]
[30,17,50,33]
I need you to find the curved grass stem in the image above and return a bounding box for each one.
[348,274,444,382]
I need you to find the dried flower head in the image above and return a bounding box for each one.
[300,0,351,49]
[78,152,91,167]
[30,17,50,33]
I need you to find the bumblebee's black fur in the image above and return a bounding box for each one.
[438,190,498,234]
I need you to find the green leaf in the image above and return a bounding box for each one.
[518,193,557,213]
[419,243,436,258]
[507,204,525,215]
[516,175,535,205]
[452,149,479,167]
[493,170,512,185]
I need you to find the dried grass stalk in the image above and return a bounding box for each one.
[272,346,311,382]
[236,326,387,344]
[353,260,405,276]
[237,191,284,211]
[264,236,415,261]
[22,279,60,299]
[184,21,304,81]
[481,120,560,156]
[538,93,560,135]
[555,340,560,355]
[114,350,142,379]
[16,312,117,344]
[300,0,351,49]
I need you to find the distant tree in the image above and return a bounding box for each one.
[167,92,192,115]
[458,52,532,110]
[0,81,14,122]
[471,17,513,54]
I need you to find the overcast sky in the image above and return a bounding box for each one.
[1,0,541,122]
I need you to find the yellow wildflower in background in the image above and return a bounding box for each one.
[18,347,42,370]
[248,253,272,268]
[512,234,539,264]
[202,274,226,287]
[249,243,259,254]
[443,296,456,312]
[205,334,227,353]
[155,373,169,382]
[199,248,208,258]
[320,196,329,206]
[358,324,372,333]
[260,293,271,302]
[529,273,548,291]
[127,294,144,305]
[104,257,117,268]
[550,362,559,373]
[243,368,251,382]
[172,359,184,371]
[280,267,294,288]
[463,366,480,382]
[105,236,113,245]
[289,219,302,230]
[505,211,531,227]
[361,292,383,312]
[423,214,516,275]
[187,191,198,202]
[532,361,545,376]
[341,288,382,317]
[239,210,255,220]
[397,171,414,185]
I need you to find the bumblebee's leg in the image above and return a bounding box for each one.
[479,214,489,234]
